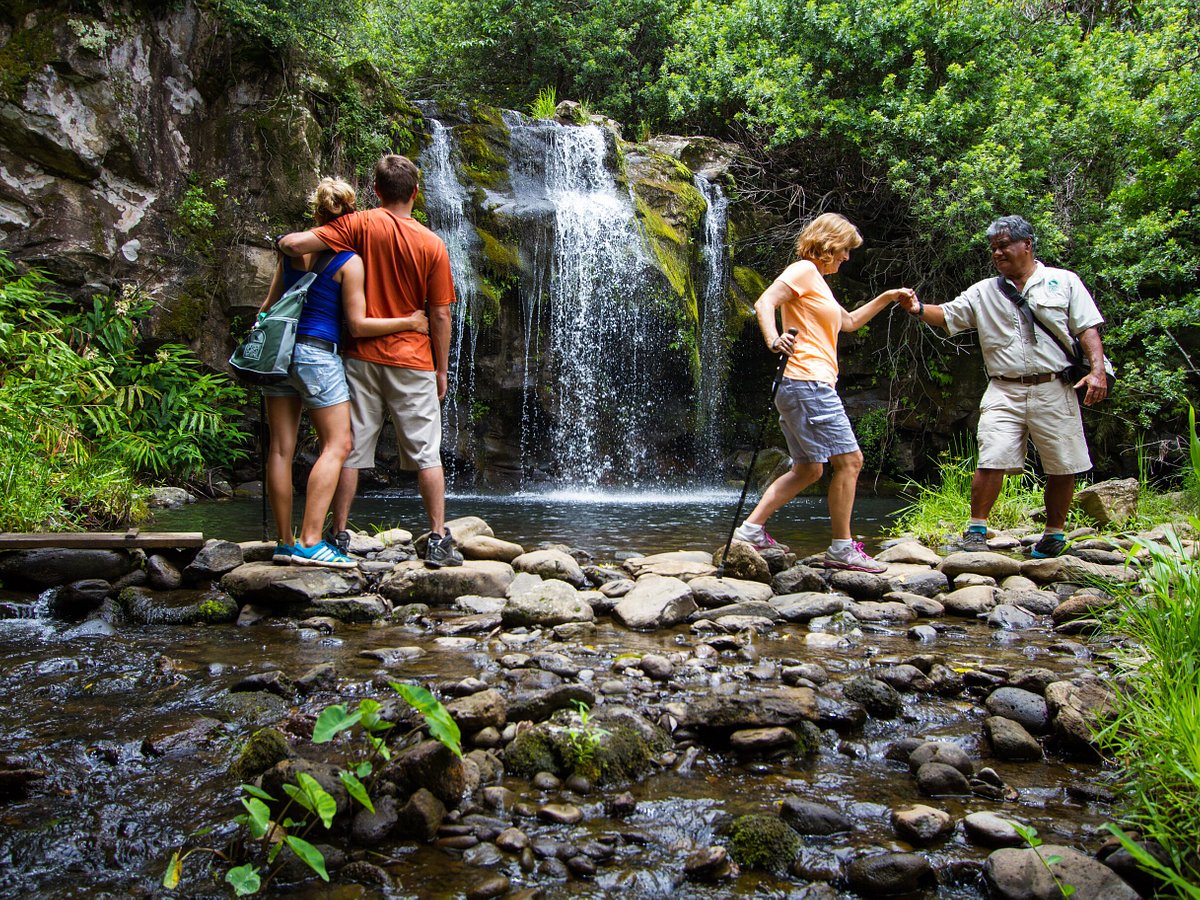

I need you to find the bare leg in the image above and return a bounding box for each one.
[827,450,864,541]
[970,468,1007,520]
[331,467,360,534]
[265,395,302,544]
[745,462,824,527]
[1043,474,1076,531]
[416,465,446,535]
[297,402,354,548]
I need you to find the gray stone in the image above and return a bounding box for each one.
[502,582,595,627]
[830,569,888,599]
[0,548,130,589]
[1020,555,1137,586]
[846,852,933,895]
[512,549,587,587]
[613,574,697,630]
[875,541,943,566]
[847,600,917,624]
[184,539,245,580]
[986,687,1050,733]
[780,797,852,835]
[887,568,951,598]
[1001,587,1059,615]
[941,584,999,616]
[1075,478,1139,526]
[146,554,183,590]
[909,741,973,776]
[963,811,1025,848]
[1045,677,1116,756]
[843,676,904,718]
[624,551,717,580]
[916,761,972,796]
[638,654,674,680]
[986,604,1037,630]
[358,646,426,666]
[771,592,851,622]
[222,562,365,605]
[984,716,1043,760]
[537,802,583,825]
[352,794,399,845]
[461,535,525,562]
[446,689,507,733]
[688,575,774,608]
[304,594,391,622]
[771,564,829,595]
[885,590,945,617]
[712,542,771,583]
[729,727,796,754]
[445,516,494,542]
[939,551,1023,580]
[670,687,818,730]
[395,788,446,841]
[984,845,1139,899]
[148,486,195,508]
[379,560,515,605]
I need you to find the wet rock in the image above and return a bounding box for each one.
[183,539,244,581]
[684,845,736,882]
[352,794,399,845]
[830,569,888,599]
[495,826,530,853]
[503,581,595,627]
[875,664,933,693]
[908,741,974,777]
[0,766,47,800]
[955,572,997,588]
[712,542,770,582]
[638,654,674,680]
[771,592,851,622]
[222,562,365,605]
[848,600,917,624]
[963,811,1025,847]
[984,845,1139,899]
[455,595,506,615]
[1020,555,1137,586]
[846,852,934,895]
[885,590,945,617]
[694,600,782,622]
[730,727,796,754]
[446,689,507,733]
[379,560,515,605]
[148,486,195,508]
[1052,591,1114,624]
[891,804,954,844]
[688,575,774,608]
[1045,677,1116,757]
[782,663,828,686]
[605,792,637,817]
[671,687,818,730]
[927,663,965,695]
[970,765,1018,801]
[51,579,112,616]
[232,670,296,699]
[387,740,480,806]
[916,761,972,796]
[780,797,852,835]
[146,554,183,590]
[986,604,1037,630]
[0,548,130,589]
[461,534,525,562]
[261,758,351,819]
[358,646,426,666]
[887,568,951,598]
[512,549,587,587]
[759,545,796,574]
[597,578,635,599]
[339,860,391,887]
[537,802,583,824]
[843,676,904,718]
[908,624,938,642]
[295,662,337,694]
[624,550,716,580]
[771,564,828,594]
[728,813,802,873]
[984,716,1043,761]
[941,584,999,616]
[613,574,697,630]
[876,540,942,566]
[395,787,446,840]
[464,873,510,899]
[565,855,596,877]
[1102,840,1174,897]
[304,594,391,622]
[1075,478,1139,526]
[532,771,562,790]
[1001,587,1059,615]
[939,551,1023,580]
[985,687,1050,733]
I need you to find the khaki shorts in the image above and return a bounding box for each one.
[977,377,1091,475]
[343,357,442,471]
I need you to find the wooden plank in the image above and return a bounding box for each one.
[0,532,206,550]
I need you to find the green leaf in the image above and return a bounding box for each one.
[282,772,338,828]
[313,704,362,743]
[355,760,372,778]
[285,835,330,881]
[390,681,463,758]
[240,784,276,802]
[162,850,182,889]
[241,797,272,840]
[339,770,375,814]
[1061,885,1075,897]
[225,863,262,896]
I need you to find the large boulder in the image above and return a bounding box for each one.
[511,549,587,587]
[613,574,697,630]
[1075,478,1139,527]
[378,561,515,605]
[502,578,595,627]
[669,687,819,730]
[940,584,999,616]
[222,562,365,605]
[984,845,1139,899]
[183,539,245,580]
[624,551,717,580]
[771,592,852,622]
[687,575,774,608]
[939,551,1022,580]
[1044,677,1117,756]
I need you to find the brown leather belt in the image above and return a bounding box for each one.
[991,373,1058,385]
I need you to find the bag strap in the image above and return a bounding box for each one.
[995,276,1080,365]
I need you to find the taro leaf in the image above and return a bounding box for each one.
[390,681,463,758]
[225,863,262,896]
[355,760,372,778]
[358,698,391,733]
[282,772,337,828]
[313,704,362,744]
[368,733,392,762]
[339,770,375,814]
[241,797,272,840]
[162,850,182,889]
[240,784,276,803]
[285,834,329,881]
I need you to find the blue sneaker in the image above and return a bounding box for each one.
[1030,534,1067,559]
[272,542,294,565]
[291,540,357,569]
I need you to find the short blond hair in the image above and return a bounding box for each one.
[794,213,863,265]
[311,177,356,226]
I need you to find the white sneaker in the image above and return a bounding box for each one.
[733,522,780,551]
[824,541,886,574]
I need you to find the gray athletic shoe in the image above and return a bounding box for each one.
[824,541,887,574]
[425,529,464,568]
[957,529,989,551]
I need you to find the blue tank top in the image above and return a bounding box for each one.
[282,252,355,345]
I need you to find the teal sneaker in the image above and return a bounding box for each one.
[272,542,294,565]
[291,540,357,569]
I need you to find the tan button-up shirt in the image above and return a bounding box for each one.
[940,263,1103,379]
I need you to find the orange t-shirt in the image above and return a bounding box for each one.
[313,208,456,370]
[776,260,842,385]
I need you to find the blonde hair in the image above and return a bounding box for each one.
[794,213,863,265]
[311,177,357,226]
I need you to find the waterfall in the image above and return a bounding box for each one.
[694,174,730,468]
[417,119,479,475]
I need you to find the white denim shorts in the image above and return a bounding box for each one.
[977,377,1092,475]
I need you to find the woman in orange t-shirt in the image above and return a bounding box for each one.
[733,213,916,572]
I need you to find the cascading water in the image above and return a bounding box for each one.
[504,116,671,488]
[694,174,730,469]
[417,119,479,474]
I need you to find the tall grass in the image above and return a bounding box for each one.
[1097,405,1200,896]
[891,437,1080,544]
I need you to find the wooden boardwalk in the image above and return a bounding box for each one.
[0,530,205,550]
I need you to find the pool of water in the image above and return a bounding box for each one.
[151,489,904,560]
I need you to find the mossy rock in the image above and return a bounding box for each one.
[731,265,769,306]
[502,727,560,778]
[503,717,669,786]
[728,813,802,873]
[0,17,58,104]
[794,720,822,757]
[475,227,522,278]
[455,122,511,192]
[233,727,290,780]
[197,590,239,623]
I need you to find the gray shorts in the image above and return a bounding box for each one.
[343,357,442,471]
[775,379,860,464]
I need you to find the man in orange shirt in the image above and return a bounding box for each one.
[278,155,462,567]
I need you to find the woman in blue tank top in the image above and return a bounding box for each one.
[258,178,427,568]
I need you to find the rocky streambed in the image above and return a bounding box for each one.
[0,517,1172,898]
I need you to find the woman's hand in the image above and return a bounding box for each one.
[405,310,429,334]
[771,331,797,356]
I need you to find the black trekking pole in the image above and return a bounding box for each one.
[259,390,268,542]
[716,327,798,577]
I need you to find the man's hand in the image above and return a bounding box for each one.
[1075,369,1108,406]
[437,371,449,401]
[893,289,920,314]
